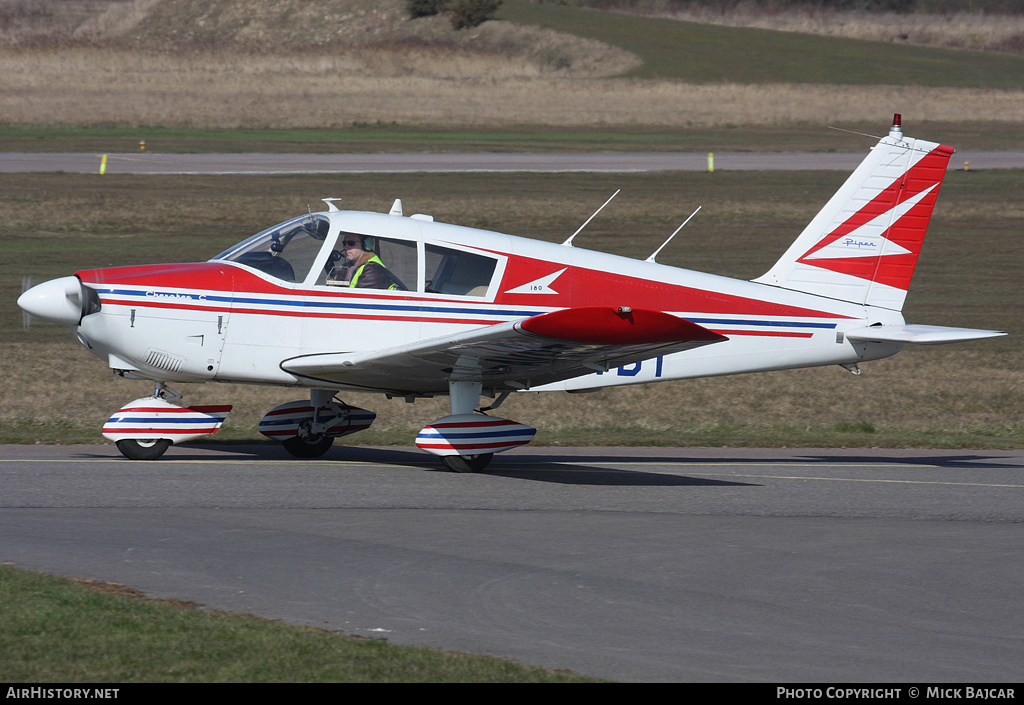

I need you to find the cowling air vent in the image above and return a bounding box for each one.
[145,348,185,373]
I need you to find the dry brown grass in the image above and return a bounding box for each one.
[3,337,1019,447]
[3,45,1024,128]
[1,0,639,77]
[3,0,1024,129]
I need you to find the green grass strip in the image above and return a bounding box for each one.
[498,0,1024,87]
[0,565,601,682]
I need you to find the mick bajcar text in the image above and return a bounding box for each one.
[777,688,1015,699]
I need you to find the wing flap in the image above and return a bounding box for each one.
[281,307,726,393]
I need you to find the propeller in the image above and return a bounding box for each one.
[17,276,100,325]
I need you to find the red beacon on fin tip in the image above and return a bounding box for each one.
[890,113,903,139]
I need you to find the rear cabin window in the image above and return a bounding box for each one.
[425,245,496,297]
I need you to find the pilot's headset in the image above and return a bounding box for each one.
[362,235,377,253]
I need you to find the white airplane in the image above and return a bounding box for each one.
[19,115,1005,471]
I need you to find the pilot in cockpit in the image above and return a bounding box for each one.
[328,235,398,290]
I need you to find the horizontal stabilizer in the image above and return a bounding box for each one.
[845,324,1006,346]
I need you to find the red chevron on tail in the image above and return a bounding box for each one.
[755,116,954,311]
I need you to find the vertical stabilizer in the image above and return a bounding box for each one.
[754,115,954,311]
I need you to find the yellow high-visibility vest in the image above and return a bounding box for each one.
[349,255,397,290]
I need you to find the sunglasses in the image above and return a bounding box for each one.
[342,240,363,247]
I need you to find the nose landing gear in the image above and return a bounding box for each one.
[104,382,232,461]
[116,437,172,461]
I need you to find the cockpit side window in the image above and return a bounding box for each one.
[377,238,417,291]
[425,245,497,297]
[213,214,331,283]
[317,234,416,291]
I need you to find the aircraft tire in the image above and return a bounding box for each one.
[441,453,493,473]
[116,438,172,461]
[282,435,334,459]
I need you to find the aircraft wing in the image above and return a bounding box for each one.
[281,306,727,394]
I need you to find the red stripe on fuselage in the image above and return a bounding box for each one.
[103,427,222,435]
[80,249,850,332]
[99,296,504,327]
[488,252,850,321]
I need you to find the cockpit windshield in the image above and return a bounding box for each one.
[213,214,331,283]
[213,211,501,297]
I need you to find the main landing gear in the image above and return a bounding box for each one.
[282,434,335,459]
[440,453,495,473]
[415,382,535,473]
[258,389,376,459]
[103,382,536,473]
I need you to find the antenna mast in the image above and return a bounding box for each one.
[646,206,701,263]
[561,190,620,247]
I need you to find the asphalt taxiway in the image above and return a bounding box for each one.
[3,151,1024,174]
[2,443,1022,682]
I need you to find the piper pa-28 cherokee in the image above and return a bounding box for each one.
[18,116,1006,472]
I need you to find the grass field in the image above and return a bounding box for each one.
[3,0,1024,131]
[3,168,1020,450]
[499,1,1024,86]
[5,120,1024,154]
[0,565,599,682]
[623,2,1024,54]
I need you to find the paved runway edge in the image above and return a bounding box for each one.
[3,151,1023,174]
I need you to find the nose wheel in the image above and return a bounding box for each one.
[105,383,232,461]
[115,438,171,460]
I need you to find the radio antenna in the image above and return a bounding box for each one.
[646,206,701,263]
[562,190,620,247]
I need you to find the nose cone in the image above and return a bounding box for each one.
[18,276,86,325]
